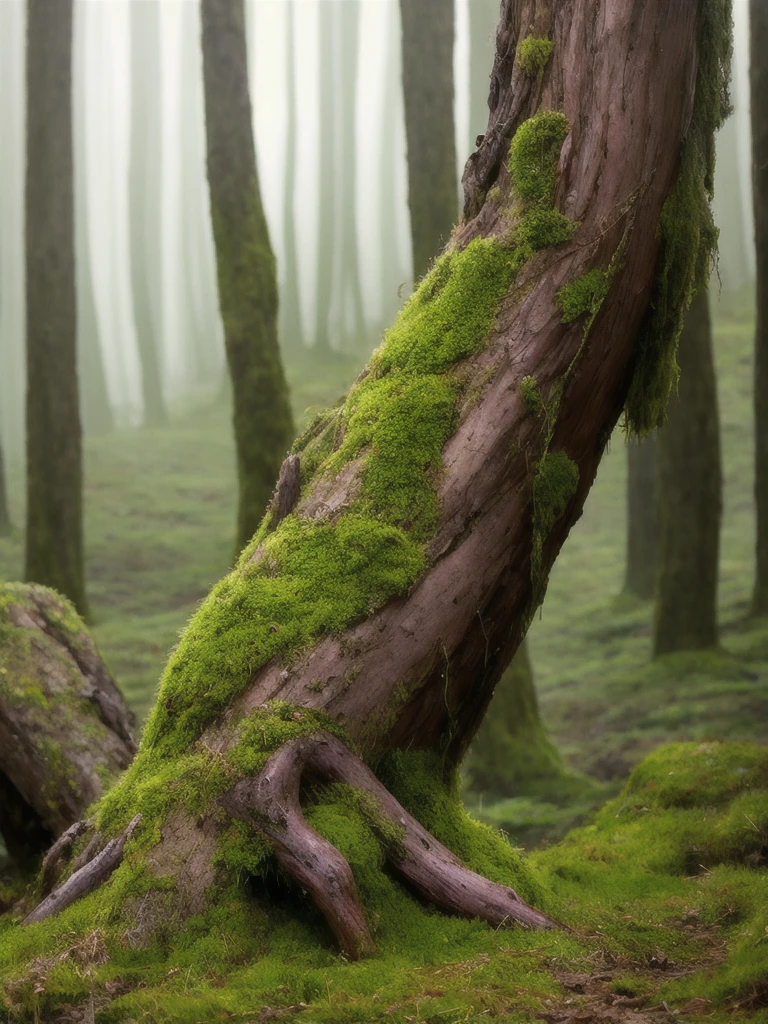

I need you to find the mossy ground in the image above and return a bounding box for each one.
[1,740,766,1022]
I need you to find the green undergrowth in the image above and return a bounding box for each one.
[624,0,733,433]
[1,741,766,1022]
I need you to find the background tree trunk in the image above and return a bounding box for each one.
[0,433,11,536]
[314,2,337,353]
[400,0,458,281]
[73,0,114,438]
[752,0,768,613]
[25,0,88,618]
[624,434,658,600]
[654,289,722,655]
[201,0,295,551]
[278,1,304,356]
[0,584,135,870]
[464,640,564,799]
[468,0,499,154]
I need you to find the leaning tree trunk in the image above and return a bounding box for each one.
[400,0,458,282]
[752,0,768,614]
[25,0,88,618]
[0,584,136,871]
[128,0,168,428]
[15,0,729,970]
[624,434,658,600]
[654,289,722,655]
[202,0,294,552]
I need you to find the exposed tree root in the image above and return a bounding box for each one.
[40,819,90,897]
[24,816,141,926]
[221,731,560,959]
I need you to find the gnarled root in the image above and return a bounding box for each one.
[24,815,141,925]
[221,731,560,959]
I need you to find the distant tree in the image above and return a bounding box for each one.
[400,0,458,281]
[624,435,658,600]
[279,1,304,356]
[467,0,498,153]
[128,0,168,427]
[314,2,337,353]
[752,0,768,613]
[0,432,11,536]
[464,642,563,799]
[336,1,367,351]
[713,113,752,292]
[377,1,409,329]
[73,1,113,436]
[25,0,87,617]
[654,290,722,654]
[201,0,294,551]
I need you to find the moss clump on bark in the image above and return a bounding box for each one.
[556,269,611,323]
[508,110,569,206]
[624,0,732,434]
[531,451,579,608]
[521,375,545,417]
[516,36,554,79]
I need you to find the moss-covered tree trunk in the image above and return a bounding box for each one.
[74,1,114,438]
[201,0,294,552]
[752,0,768,614]
[278,1,304,356]
[128,0,168,429]
[624,434,658,600]
[11,0,730,981]
[24,0,88,618]
[654,289,722,654]
[400,0,458,281]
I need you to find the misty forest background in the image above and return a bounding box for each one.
[0,0,764,848]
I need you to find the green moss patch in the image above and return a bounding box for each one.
[517,36,554,79]
[508,111,569,206]
[531,451,580,608]
[556,269,611,324]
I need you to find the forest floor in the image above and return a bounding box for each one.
[0,298,767,1022]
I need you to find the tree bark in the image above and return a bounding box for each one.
[24,0,88,618]
[201,0,295,552]
[464,640,564,800]
[654,289,722,655]
[73,0,114,437]
[400,0,458,282]
[752,0,768,613]
[128,0,168,428]
[278,1,304,356]
[0,584,136,870]
[624,434,658,600]
[15,0,729,965]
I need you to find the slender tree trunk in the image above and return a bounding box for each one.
[468,0,499,154]
[464,640,563,799]
[336,1,367,352]
[654,289,722,654]
[11,0,729,975]
[202,0,295,552]
[714,113,751,293]
[0,432,11,536]
[752,0,768,613]
[378,2,409,329]
[73,0,113,437]
[279,1,304,356]
[624,434,658,600]
[25,0,87,617]
[400,0,458,281]
[314,2,337,353]
[129,0,168,428]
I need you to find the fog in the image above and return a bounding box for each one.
[0,0,756,458]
